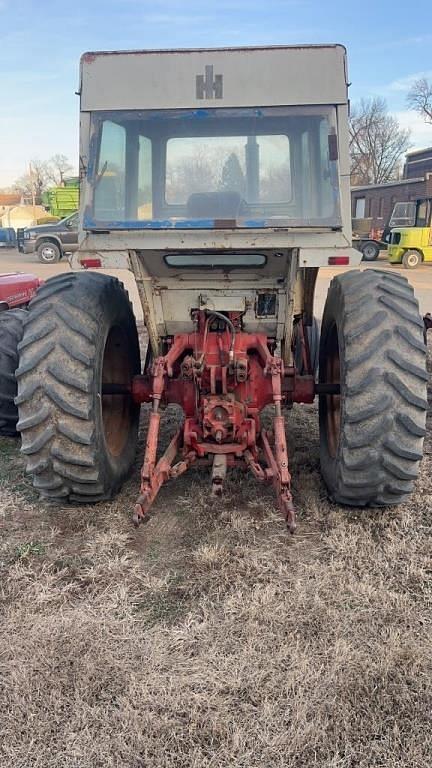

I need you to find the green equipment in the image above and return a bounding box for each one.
[43,178,79,219]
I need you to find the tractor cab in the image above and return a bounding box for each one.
[388,197,432,268]
[74,46,357,354]
[381,200,416,244]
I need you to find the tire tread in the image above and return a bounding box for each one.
[16,272,140,502]
[319,269,427,507]
[0,309,26,435]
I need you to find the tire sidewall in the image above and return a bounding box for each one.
[319,281,346,493]
[92,289,140,493]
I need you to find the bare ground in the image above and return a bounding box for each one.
[0,346,431,767]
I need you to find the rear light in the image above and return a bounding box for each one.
[328,256,350,265]
[80,258,102,269]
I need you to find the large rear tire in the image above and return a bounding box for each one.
[319,269,427,506]
[16,272,141,501]
[0,309,26,436]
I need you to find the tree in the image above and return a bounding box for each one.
[12,155,75,204]
[407,77,432,124]
[46,154,74,186]
[166,149,218,202]
[349,97,411,186]
[220,153,245,194]
[13,160,50,204]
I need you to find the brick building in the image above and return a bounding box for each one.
[351,146,432,231]
[404,147,432,180]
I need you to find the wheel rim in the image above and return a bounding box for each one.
[102,326,133,457]
[325,324,341,459]
[407,253,419,267]
[41,245,57,262]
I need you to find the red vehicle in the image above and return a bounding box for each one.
[0,272,43,310]
[0,272,42,435]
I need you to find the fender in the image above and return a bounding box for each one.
[35,234,64,253]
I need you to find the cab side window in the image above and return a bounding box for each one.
[416,201,429,227]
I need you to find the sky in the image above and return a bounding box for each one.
[1,0,432,187]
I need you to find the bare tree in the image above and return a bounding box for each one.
[46,154,74,186]
[13,160,50,204]
[349,97,411,186]
[13,155,75,203]
[407,77,432,124]
[166,148,219,203]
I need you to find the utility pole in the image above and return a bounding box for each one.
[29,162,36,223]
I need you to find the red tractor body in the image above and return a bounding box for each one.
[0,272,43,310]
[0,272,43,435]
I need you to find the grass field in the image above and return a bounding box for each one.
[0,343,431,767]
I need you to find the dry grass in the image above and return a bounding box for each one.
[0,352,431,767]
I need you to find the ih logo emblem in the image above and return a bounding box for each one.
[196,65,223,99]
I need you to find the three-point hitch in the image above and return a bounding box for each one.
[131,311,321,533]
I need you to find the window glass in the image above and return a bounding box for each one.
[389,202,415,227]
[319,121,336,218]
[166,135,291,205]
[416,200,429,227]
[94,120,126,220]
[165,253,266,267]
[88,106,341,229]
[65,213,79,227]
[355,198,365,218]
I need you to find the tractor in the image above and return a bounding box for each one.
[13,46,427,530]
[0,272,43,436]
[388,197,432,269]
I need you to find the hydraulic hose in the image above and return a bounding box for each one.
[205,310,236,360]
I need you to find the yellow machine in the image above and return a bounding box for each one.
[388,198,432,268]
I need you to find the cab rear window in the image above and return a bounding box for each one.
[164,253,266,268]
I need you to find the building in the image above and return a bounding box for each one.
[0,204,48,230]
[404,147,432,180]
[0,192,50,231]
[0,193,22,207]
[351,146,432,232]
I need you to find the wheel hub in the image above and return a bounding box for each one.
[41,246,57,261]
